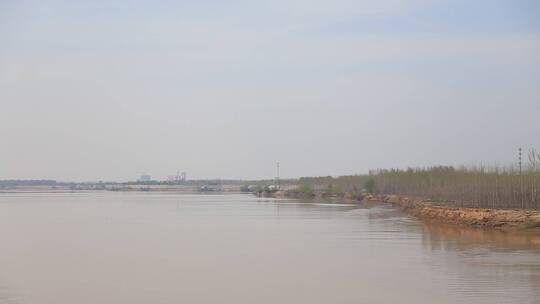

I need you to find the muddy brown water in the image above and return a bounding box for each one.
[0,192,538,304]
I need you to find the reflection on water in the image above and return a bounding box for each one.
[0,193,538,304]
[422,220,540,252]
[419,221,540,303]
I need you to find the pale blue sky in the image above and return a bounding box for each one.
[1,0,539,181]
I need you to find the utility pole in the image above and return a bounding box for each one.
[519,147,524,209]
[276,162,280,190]
[519,147,523,174]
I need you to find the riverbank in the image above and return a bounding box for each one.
[366,194,540,230]
[260,190,540,230]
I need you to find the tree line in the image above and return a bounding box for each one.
[292,149,540,210]
[370,164,539,209]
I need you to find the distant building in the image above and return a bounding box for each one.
[167,171,187,184]
[199,184,222,192]
[138,175,152,182]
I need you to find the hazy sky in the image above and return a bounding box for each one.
[1,0,539,181]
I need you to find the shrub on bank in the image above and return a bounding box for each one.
[286,185,315,198]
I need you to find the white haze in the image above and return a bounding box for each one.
[0,0,539,181]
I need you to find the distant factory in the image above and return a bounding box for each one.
[138,174,152,182]
[167,171,187,184]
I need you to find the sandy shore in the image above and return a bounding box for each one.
[366,194,540,230]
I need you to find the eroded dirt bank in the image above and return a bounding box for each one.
[366,194,540,230]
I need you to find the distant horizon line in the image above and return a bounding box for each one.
[0,162,532,184]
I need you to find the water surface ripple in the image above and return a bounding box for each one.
[0,192,538,304]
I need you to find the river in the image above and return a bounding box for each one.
[0,192,538,304]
